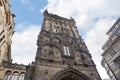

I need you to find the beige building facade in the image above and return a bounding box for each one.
[101,18,120,80]
[0,0,15,65]
[0,61,26,80]
[0,0,26,80]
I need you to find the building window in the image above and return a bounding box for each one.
[114,57,120,67]
[0,30,4,35]
[0,35,5,43]
[19,73,25,80]
[111,28,116,33]
[104,62,107,68]
[108,70,113,78]
[63,46,70,56]
[9,26,12,31]
[56,26,59,32]
[109,48,116,56]
[3,71,12,80]
[11,72,18,80]
[117,31,120,35]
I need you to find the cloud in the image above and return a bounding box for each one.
[11,24,40,65]
[41,0,119,31]
[20,0,29,4]
[11,0,120,79]
[20,0,36,12]
[85,18,116,79]
[30,6,36,11]
[40,0,120,79]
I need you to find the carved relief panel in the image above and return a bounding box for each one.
[41,45,62,62]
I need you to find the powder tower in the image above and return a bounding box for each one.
[34,10,101,80]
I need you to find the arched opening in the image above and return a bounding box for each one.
[51,68,90,80]
[59,72,85,80]
[3,71,12,80]
[19,72,25,80]
[11,71,19,80]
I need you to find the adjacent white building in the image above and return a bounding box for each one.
[101,18,120,80]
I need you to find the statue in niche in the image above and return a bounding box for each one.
[44,20,51,31]
[49,45,54,60]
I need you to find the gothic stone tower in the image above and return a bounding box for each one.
[34,10,101,80]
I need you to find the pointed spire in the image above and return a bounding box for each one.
[44,9,49,15]
[70,16,75,25]
[70,16,73,19]
[70,16,75,21]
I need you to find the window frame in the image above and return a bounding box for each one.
[19,73,25,80]
[3,71,12,80]
[63,46,70,56]
[11,72,18,80]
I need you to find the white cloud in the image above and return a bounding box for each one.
[30,6,36,11]
[11,25,40,65]
[20,0,36,12]
[21,0,29,4]
[41,0,120,30]
[11,0,120,79]
[40,0,120,79]
[85,18,116,79]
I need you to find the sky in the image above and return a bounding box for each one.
[10,0,120,79]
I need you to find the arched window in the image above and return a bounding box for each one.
[11,72,18,80]
[3,71,12,80]
[19,73,25,80]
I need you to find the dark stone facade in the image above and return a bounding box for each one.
[33,10,101,80]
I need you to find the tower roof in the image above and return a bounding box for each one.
[43,10,75,23]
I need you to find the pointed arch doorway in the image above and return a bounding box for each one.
[59,72,85,80]
[51,68,90,80]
